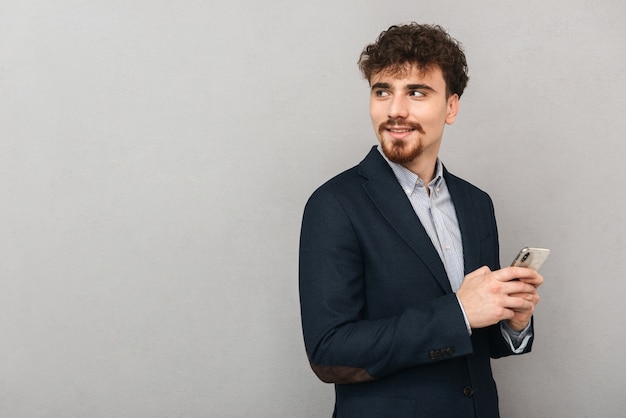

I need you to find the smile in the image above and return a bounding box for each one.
[385,126,416,140]
[379,119,426,137]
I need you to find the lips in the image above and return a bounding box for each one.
[379,119,425,137]
[385,126,415,139]
[388,127,413,133]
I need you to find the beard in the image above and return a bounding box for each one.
[378,119,425,164]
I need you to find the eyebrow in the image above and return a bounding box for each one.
[371,82,436,92]
[371,82,391,90]
[407,84,435,92]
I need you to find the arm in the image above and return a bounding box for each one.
[299,190,474,383]
[454,188,540,357]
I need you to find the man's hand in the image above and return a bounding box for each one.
[456,266,543,331]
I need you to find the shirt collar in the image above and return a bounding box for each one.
[377,145,443,195]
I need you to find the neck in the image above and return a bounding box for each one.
[402,155,438,185]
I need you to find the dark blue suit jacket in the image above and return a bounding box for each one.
[299,147,533,417]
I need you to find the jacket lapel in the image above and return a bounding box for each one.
[358,147,451,293]
[444,167,481,275]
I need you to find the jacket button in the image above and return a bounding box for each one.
[463,386,474,397]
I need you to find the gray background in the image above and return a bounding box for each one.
[1,0,625,417]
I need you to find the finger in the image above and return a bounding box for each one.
[503,280,537,295]
[512,299,537,315]
[493,267,524,282]
[496,267,542,284]
[509,266,543,282]
[509,292,539,302]
[505,295,535,311]
[518,273,544,288]
[508,292,531,299]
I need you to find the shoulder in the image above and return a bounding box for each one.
[305,147,384,205]
[311,165,360,196]
[444,168,492,201]
[303,166,362,219]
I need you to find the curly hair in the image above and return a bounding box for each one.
[358,23,469,97]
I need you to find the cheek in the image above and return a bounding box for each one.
[369,101,381,117]
[369,104,386,126]
[417,108,448,127]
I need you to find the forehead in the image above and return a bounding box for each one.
[370,64,445,86]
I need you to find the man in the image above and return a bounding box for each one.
[299,23,543,417]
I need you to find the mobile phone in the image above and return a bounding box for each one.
[510,247,551,271]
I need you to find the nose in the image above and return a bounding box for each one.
[388,95,409,119]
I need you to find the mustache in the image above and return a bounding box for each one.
[379,118,425,135]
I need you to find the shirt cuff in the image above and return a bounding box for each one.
[500,320,533,353]
[455,295,472,336]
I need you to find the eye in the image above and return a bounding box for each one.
[409,90,425,98]
[374,90,390,97]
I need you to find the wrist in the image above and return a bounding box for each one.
[506,319,530,332]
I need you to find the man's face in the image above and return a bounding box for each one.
[369,64,458,170]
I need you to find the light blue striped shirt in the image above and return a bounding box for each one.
[378,146,531,351]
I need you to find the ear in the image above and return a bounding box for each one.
[445,94,460,125]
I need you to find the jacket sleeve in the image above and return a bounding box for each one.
[298,188,475,384]
[480,192,535,358]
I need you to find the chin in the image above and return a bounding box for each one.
[381,141,422,165]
